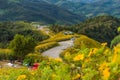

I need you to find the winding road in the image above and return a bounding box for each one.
[42,40,74,58]
[36,25,74,58]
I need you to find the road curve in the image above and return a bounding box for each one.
[42,40,74,58]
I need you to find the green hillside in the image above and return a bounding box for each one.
[1,1,120,80]
[46,0,120,18]
[50,16,120,45]
[0,21,49,48]
[74,35,102,49]
[73,16,120,45]
[0,0,85,24]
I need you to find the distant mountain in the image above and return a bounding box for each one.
[44,0,100,4]
[45,0,120,18]
[0,0,85,24]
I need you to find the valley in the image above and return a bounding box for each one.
[0,20,120,79]
[0,0,120,80]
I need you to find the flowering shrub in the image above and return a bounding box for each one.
[40,36,73,44]
[73,54,84,61]
[60,43,120,80]
[74,35,101,49]
[0,41,120,80]
[23,53,44,65]
[17,75,27,80]
[40,31,79,44]
[35,42,59,52]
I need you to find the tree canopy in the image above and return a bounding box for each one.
[50,16,120,46]
[9,34,37,60]
[0,21,49,48]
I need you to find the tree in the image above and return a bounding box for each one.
[110,27,120,48]
[9,34,37,60]
[117,27,120,33]
[110,35,120,48]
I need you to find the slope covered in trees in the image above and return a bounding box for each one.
[0,0,85,24]
[0,21,49,48]
[46,0,120,18]
[50,16,120,45]
[74,16,120,45]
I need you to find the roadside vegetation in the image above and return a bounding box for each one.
[0,41,120,80]
[35,42,59,53]
[40,31,79,44]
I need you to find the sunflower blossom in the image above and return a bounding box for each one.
[73,54,84,61]
[17,75,27,80]
[103,68,110,80]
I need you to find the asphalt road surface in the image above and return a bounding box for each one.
[42,40,74,58]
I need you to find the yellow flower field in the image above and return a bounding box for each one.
[0,36,120,80]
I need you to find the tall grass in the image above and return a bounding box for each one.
[0,49,13,60]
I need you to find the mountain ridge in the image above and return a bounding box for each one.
[45,0,120,18]
[0,0,85,24]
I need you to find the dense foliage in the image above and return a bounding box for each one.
[9,34,37,60]
[23,53,44,65]
[110,35,120,48]
[0,25,120,80]
[0,21,49,48]
[49,24,65,33]
[0,0,84,24]
[46,0,120,18]
[110,27,120,48]
[1,1,120,79]
[51,16,120,46]
[0,44,120,80]
[74,16,120,45]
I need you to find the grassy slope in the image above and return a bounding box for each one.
[74,35,102,49]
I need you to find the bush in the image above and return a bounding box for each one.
[9,34,37,60]
[110,35,120,48]
[18,29,49,42]
[74,35,101,49]
[35,42,59,52]
[117,27,120,33]
[0,48,13,60]
[60,44,117,80]
[23,53,44,65]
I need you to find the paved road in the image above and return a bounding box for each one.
[42,40,74,58]
[36,25,74,58]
